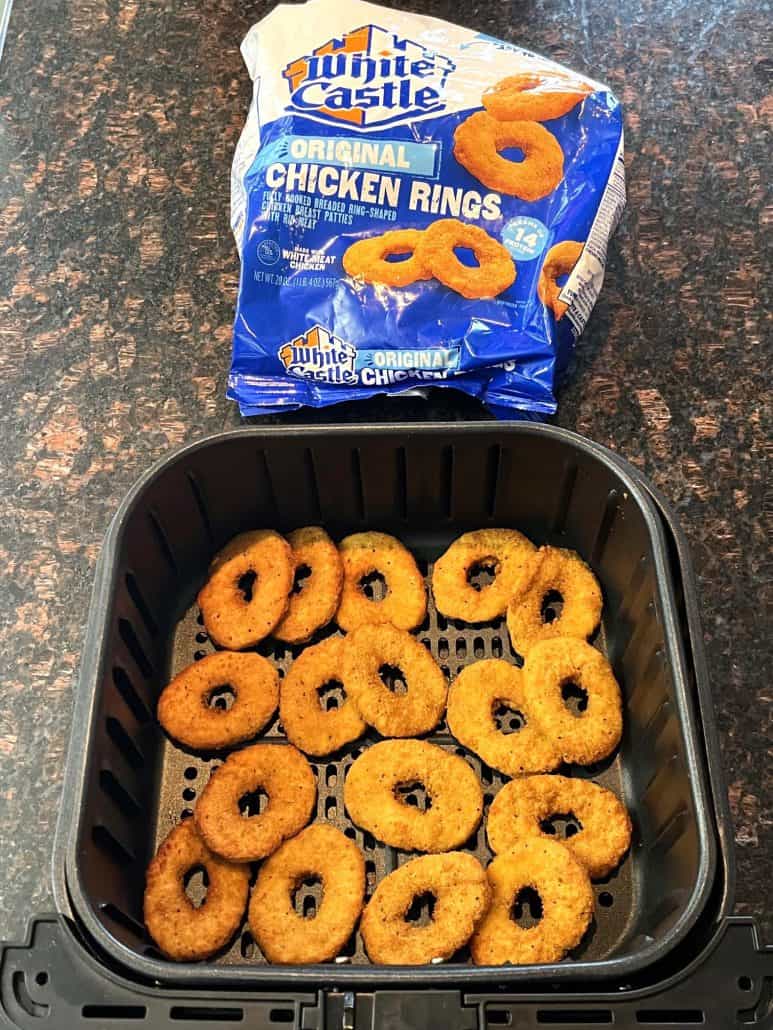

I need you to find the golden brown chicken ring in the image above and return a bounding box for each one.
[280,636,366,756]
[361,852,490,964]
[506,545,602,656]
[274,526,343,645]
[487,774,632,879]
[343,228,433,288]
[537,241,585,319]
[198,530,294,650]
[336,531,426,633]
[522,638,623,765]
[482,71,592,123]
[157,651,278,752]
[447,659,561,776]
[195,743,316,862]
[453,111,564,202]
[344,739,483,853]
[248,824,366,964]
[432,528,536,623]
[414,218,516,299]
[144,819,249,961]
[471,838,594,965]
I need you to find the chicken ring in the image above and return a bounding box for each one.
[523,638,623,765]
[446,660,561,776]
[198,530,294,650]
[344,740,483,853]
[471,838,594,965]
[453,111,564,202]
[414,218,516,299]
[336,531,426,632]
[487,774,632,879]
[280,636,366,756]
[432,528,536,623]
[482,71,591,123]
[274,526,343,644]
[144,819,249,961]
[157,652,279,752]
[195,743,316,862]
[248,824,365,964]
[537,241,585,319]
[506,545,603,656]
[361,852,490,964]
[343,228,433,288]
[343,624,447,737]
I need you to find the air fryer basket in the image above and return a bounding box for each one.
[55,424,716,986]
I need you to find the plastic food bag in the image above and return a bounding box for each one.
[228,0,625,417]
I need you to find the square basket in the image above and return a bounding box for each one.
[54,423,717,986]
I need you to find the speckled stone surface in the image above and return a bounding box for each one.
[0,0,769,953]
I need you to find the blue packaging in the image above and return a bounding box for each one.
[229,0,625,417]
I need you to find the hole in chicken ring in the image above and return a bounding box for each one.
[157,651,279,752]
[470,838,594,965]
[415,218,516,299]
[274,526,343,645]
[143,819,249,961]
[344,739,483,853]
[343,228,433,288]
[198,530,294,650]
[453,111,564,202]
[194,743,316,862]
[506,545,603,656]
[248,824,365,964]
[482,71,592,123]
[537,241,585,319]
[360,852,490,964]
[487,774,632,879]
[522,638,623,765]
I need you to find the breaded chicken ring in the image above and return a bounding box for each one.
[337,532,426,632]
[537,241,585,319]
[198,530,294,650]
[471,838,594,965]
[361,852,490,964]
[248,824,365,964]
[343,624,447,737]
[523,638,623,765]
[195,743,316,862]
[432,528,536,623]
[157,652,279,752]
[415,219,516,299]
[144,819,249,961]
[343,228,433,288]
[344,740,483,853]
[483,71,591,123]
[454,111,564,202]
[487,775,632,879]
[274,526,343,644]
[280,636,366,756]
[447,660,561,776]
[506,545,603,656]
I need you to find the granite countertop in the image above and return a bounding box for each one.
[0,0,769,951]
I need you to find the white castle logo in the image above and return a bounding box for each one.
[282,24,456,130]
[278,325,357,385]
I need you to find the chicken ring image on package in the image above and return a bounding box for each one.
[228,0,625,419]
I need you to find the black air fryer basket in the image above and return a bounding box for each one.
[3,424,771,1028]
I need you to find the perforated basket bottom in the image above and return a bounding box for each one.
[151,551,634,967]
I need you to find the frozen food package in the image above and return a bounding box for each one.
[228,0,625,417]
